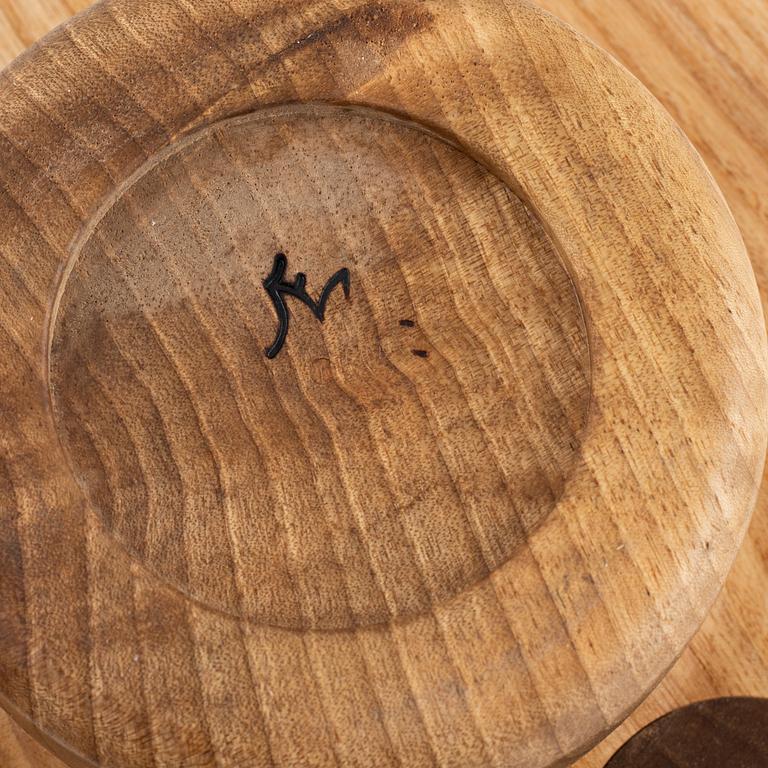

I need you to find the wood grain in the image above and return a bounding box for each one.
[48,103,591,634]
[0,2,766,768]
[528,2,768,764]
[0,710,51,768]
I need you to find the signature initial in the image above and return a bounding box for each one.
[263,253,351,359]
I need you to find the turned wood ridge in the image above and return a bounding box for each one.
[0,1,765,767]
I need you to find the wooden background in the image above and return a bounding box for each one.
[0,1,766,766]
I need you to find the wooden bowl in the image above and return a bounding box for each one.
[0,1,766,767]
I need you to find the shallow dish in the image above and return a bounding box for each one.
[0,1,766,767]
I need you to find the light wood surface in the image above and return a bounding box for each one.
[534,2,768,764]
[0,1,766,767]
[0,708,68,768]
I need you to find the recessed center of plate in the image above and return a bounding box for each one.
[49,105,591,631]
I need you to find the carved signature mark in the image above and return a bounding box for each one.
[263,253,351,359]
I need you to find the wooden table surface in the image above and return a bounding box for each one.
[0,1,766,767]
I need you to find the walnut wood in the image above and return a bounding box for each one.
[0,2,766,768]
[605,698,768,768]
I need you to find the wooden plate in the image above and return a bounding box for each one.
[0,2,766,767]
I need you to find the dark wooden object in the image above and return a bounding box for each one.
[606,698,768,768]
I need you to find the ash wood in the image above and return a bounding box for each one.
[605,698,768,768]
[0,2,766,768]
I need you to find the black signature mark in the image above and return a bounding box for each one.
[263,253,351,359]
